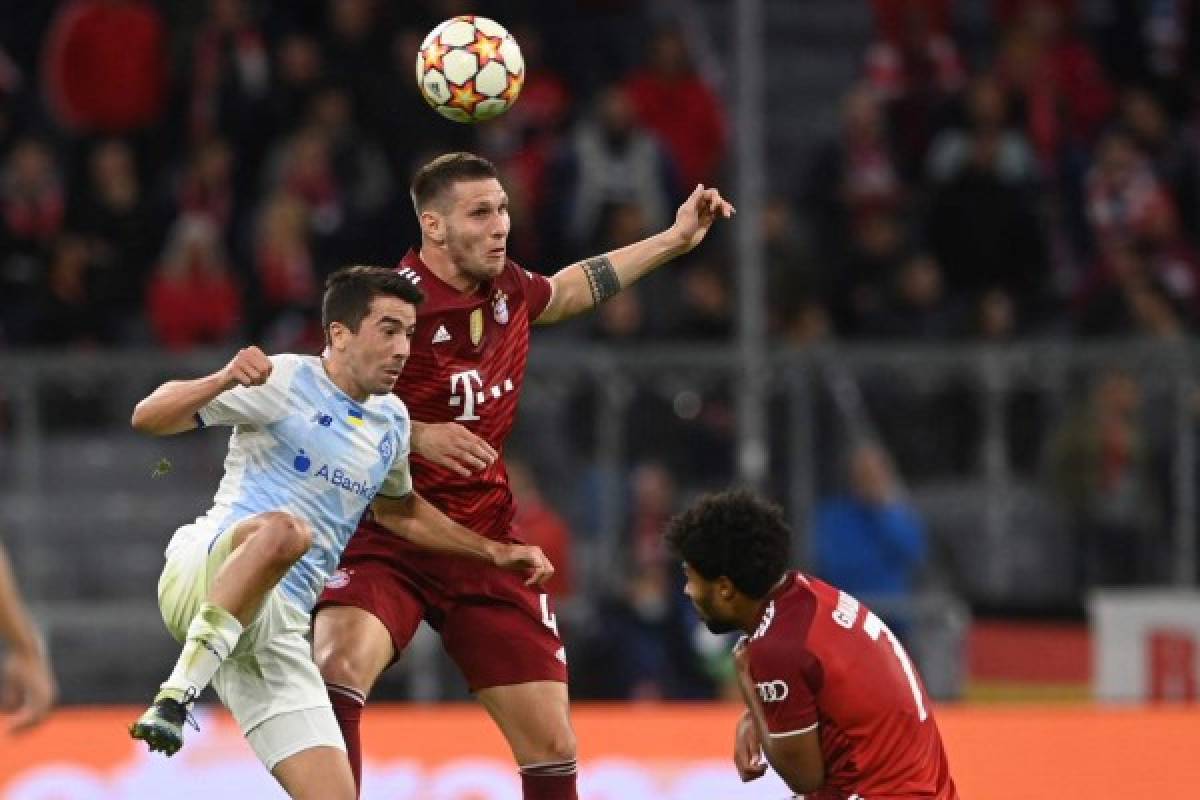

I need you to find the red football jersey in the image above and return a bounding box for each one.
[746,572,957,800]
[379,249,552,539]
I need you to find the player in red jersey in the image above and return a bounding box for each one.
[312,152,734,799]
[665,490,959,800]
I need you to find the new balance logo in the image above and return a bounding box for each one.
[432,325,451,344]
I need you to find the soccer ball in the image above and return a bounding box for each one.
[416,16,525,124]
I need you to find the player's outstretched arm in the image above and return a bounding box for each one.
[371,493,554,586]
[536,184,735,324]
[131,347,273,436]
[0,543,56,733]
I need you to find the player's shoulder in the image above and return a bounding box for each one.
[265,352,311,385]
[498,258,547,294]
[750,574,819,651]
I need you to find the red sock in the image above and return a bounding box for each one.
[327,682,366,796]
[520,760,578,800]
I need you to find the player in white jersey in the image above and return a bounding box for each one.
[127,267,553,800]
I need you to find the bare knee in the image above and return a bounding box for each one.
[519,723,577,765]
[257,512,313,566]
[313,607,391,692]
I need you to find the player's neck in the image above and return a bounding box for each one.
[420,244,481,294]
[321,355,368,402]
[739,574,791,632]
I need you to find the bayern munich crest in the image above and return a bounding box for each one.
[492,289,509,324]
[326,568,352,590]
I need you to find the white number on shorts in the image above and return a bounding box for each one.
[539,593,559,637]
[863,611,928,721]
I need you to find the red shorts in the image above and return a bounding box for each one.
[317,522,567,691]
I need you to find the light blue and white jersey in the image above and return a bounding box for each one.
[182,353,412,612]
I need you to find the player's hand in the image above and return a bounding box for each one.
[734,710,768,782]
[492,543,555,586]
[221,346,272,389]
[669,184,735,253]
[412,422,498,476]
[1,649,57,734]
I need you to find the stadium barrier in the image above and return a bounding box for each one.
[1,704,1196,799]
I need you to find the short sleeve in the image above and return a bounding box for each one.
[517,265,554,320]
[197,354,295,428]
[748,639,820,737]
[378,403,413,499]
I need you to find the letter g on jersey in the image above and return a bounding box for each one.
[756,680,789,703]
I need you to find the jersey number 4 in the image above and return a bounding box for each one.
[863,611,928,721]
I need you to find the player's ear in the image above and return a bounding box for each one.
[420,209,446,246]
[328,321,350,351]
[716,576,736,601]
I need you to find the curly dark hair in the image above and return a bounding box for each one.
[664,489,791,599]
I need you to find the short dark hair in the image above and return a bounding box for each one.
[664,489,790,599]
[322,265,424,344]
[410,152,498,212]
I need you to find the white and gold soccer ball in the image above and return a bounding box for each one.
[416,15,525,124]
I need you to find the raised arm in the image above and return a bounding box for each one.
[536,184,735,324]
[370,493,553,586]
[131,347,273,436]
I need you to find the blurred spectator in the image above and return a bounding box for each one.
[927,118,1048,311]
[320,0,397,140]
[862,253,963,339]
[510,459,575,600]
[622,28,727,188]
[673,260,733,341]
[866,0,966,169]
[146,216,242,350]
[926,74,1037,185]
[807,84,904,273]
[252,191,316,321]
[305,83,395,255]
[974,287,1019,341]
[813,442,928,638]
[68,139,161,319]
[1,137,65,250]
[833,212,907,336]
[30,234,110,346]
[1085,130,1176,248]
[177,137,236,236]
[263,125,346,262]
[1119,88,1200,242]
[578,561,715,700]
[42,0,167,133]
[546,84,678,259]
[995,0,1113,167]
[627,461,677,569]
[187,0,271,194]
[268,33,324,141]
[1047,369,1165,586]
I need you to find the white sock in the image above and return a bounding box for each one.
[160,601,243,703]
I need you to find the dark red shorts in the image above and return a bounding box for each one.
[317,523,567,691]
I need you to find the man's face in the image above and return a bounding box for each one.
[340,295,416,396]
[681,563,739,634]
[441,178,510,283]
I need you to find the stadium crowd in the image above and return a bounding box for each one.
[1,0,1198,702]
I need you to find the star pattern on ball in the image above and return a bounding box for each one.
[467,30,504,66]
[422,39,450,73]
[502,71,525,106]
[447,81,486,115]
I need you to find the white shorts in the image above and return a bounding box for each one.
[157,519,344,769]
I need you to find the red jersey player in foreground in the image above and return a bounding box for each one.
[665,490,958,800]
[313,152,734,799]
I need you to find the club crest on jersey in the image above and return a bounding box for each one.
[492,289,509,325]
[378,432,394,463]
[469,308,484,346]
[326,568,352,590]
